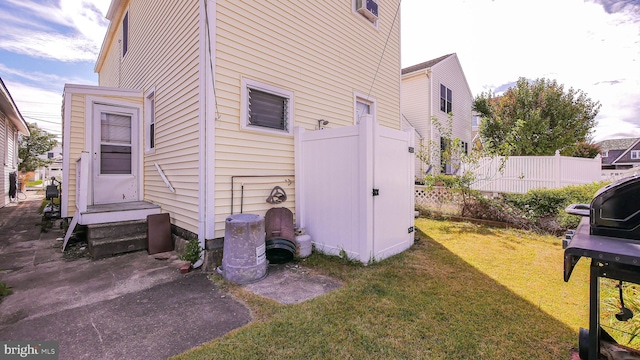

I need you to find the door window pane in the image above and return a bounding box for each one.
[101,145,132,174]
[101,112,132,174]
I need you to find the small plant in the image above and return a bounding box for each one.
[39,216,54,233]
[0,282,13,300]
[181,238,203,265]
[337,247,361,266]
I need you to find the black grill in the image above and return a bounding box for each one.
[589,175,640,239]
[564,175,640,360]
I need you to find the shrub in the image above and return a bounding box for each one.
[418,181,609,234]
[502,182,608,229]
[180,238,203,265]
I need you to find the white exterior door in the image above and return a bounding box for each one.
[373,125,414,259]
[92,104,139,204]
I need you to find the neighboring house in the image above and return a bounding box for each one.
[597,137,640,179]
[35,144,63,182]
[401,53,473,180]
[62,0,414,264]
[1,77,30,208]
[597,138,640,170]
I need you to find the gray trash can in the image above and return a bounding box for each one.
[219,214,267,284]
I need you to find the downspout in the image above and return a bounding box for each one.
[193,0,211,269]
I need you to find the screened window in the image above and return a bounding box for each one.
[100,112,132,175]
[440,84,452,114]
[122,11,129,57]
[242,79,293,135]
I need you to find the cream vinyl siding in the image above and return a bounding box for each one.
[430,56,473,146]
[96,0,201,234]
[213,1,401,237]
[401,73,431,179]
[63,93,86,217]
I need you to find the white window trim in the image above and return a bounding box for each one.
[602,151,608,158]
[241,78,294,136]
[631,150,640,160]
[145,87,156,153]
[352,0,379,29]
[354,92,377,125]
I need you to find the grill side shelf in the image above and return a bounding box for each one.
[564,218,640,282]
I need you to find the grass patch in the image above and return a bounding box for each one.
[25,180,42,187]
[172,218,596,360]
[0,282,12,302]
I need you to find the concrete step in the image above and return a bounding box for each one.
[87,220,147,240]
[87,220,148,259]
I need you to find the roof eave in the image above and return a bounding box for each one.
[94,0,122,73]
[0,78,29,135]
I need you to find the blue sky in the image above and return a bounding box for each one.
[0,0,639,142]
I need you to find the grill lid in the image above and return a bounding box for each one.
[590,175,640,239]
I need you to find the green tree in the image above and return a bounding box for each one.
[417,114,506,217]
[564,141,602,158]
[18,123,58,172]
[473,77,601,156]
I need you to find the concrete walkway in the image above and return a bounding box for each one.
[0,192,251,360]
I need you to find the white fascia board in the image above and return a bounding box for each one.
[64,84,142,97]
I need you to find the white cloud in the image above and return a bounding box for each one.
[0,0,108,62]
[3,80,64,137]
[0,30,99,62]
[0,63,92,89]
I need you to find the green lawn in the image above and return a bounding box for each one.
[174,218,595,360]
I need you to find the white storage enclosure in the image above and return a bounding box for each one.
[294,116,416,264]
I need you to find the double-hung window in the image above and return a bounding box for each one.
[145,88,155,152]
[631,150,640,160]
[122,11,129,58]
[440,84,452,114]
[241,79,293,135]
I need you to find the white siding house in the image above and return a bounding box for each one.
[1,78,29,208]
[401,53,474,181]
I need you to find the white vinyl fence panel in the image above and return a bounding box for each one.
[463,151,601,194]
[602,167,640,182]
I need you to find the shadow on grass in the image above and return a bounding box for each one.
[174,224,579,360]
